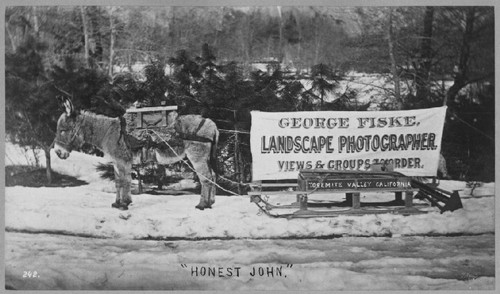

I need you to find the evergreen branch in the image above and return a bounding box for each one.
[343,80,396,96]
[465,72,495,85]
[53,85,73,98]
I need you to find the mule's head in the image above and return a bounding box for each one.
[53,96,84,159]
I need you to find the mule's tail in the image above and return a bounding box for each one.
[210,129,219,176]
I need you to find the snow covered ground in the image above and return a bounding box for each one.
[4,142,496,290]
[6,232,494,291]
[5,142,494,239]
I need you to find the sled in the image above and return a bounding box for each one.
[249,167,463,218]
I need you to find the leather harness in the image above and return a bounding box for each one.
[118,116,213,153]
[174,118,213,143]
[55,120,83,151]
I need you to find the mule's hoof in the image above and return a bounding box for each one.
[195,204,212,210]
[112,202,129,210]
[118,204,129,211]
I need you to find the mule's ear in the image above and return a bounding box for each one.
[58,96,75,116]
[56,95,65,106]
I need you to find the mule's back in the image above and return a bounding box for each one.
[174,114,218,143]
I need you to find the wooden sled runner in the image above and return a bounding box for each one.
[249,168,463,218]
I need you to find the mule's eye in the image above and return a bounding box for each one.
[61,131,66,135]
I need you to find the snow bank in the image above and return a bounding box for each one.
[5,142,495,240]
[6,141,116,193]
[8,186,492,240]
[5,143,44,166]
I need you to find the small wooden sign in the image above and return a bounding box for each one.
[304,178,412,191]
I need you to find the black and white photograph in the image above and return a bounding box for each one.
[3,1,497,291]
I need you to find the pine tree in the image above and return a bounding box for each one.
[310,63,338,109]
[6,35,57,183]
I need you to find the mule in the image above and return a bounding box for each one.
[53,96,219,210]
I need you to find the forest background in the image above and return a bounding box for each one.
[4,6,495,190]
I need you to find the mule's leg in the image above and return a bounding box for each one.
[187,142,216,210]
[112,160,133,210]
[204,162,216,206]
[191,161,214,210]
[112,163,122,209]
[156,165,166,190]
[121,162,133,206]
[117,160,133,208]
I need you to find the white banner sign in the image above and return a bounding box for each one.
[250,107,447,180]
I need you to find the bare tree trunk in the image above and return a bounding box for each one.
[6,22,18,52]
[277,6,284,62]
[267,36,272,57]
[313,15,321,65]
[44,148,52,184]
[387,8,402,109]
[32,6,39,35]
[314,38,320,66]
[31,147,40,167]
[80,6,90,67]
[109,7,115,78]
[234,132,242,195]
[233,111,243,195]
[295,11,303,72]
[415,6,434,101]
[444,7,475,106]
[212,7,224,48]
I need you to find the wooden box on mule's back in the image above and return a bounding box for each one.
[124,105,180,151]
[124,105,216,150]
[125,105,178,130]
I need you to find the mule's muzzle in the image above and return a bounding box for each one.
[54,143,70,159]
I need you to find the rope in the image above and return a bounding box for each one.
[148,128,283,217]
[449,112,494,142]
[148,129,242,197]
[218,129,251,134]
[146,130,328,218]
[146,129,343,218]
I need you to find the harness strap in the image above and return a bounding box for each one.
[118,116,129,147]
[177,134,213,142]
[175,118,212,142]
[195,118,206,134]
[55,121,83,150]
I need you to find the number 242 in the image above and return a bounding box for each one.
[23,271,39,278]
